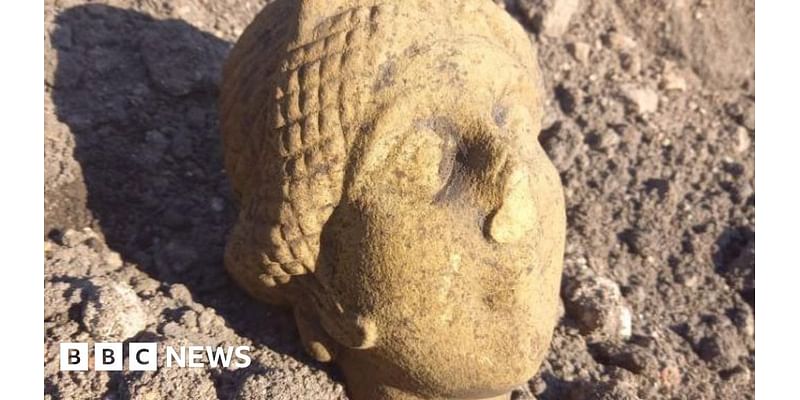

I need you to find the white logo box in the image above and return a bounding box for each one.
[59,342,157,371]
[58,342,252,371]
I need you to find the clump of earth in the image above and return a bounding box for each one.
[44,0,754,399]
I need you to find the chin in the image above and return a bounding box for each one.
[438,350,545,399]
[441,368,535,399]
[447,384,521,399]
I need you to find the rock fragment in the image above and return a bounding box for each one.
[519,0,580,38]
[59,227,99,247]
[697,333,746,371]
[567,41,591,64]
[555,84,578,114]
[539,120,582,171]
[619,51,641,75]
[588,341,658,374]
[604,31,637,50]
[541,0,580,37]
[661,71,688,91]
[46,228,125,278]
[734,126,751,154]
[564,274,633,339]
[81,277,148,341]
[587,129,620,152]
[620,86,659,114]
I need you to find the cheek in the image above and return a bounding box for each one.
[346,203,482,309]
[352,203,553,377]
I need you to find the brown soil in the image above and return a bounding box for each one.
[44,0,754,399]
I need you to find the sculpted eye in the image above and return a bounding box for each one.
[387,118,497,202]
[384,126,454,198]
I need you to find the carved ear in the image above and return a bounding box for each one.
[294,300,378,363]
[317,303,378,351]
[293,303,338,362]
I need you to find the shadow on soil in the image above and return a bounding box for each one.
[50,4,341,397]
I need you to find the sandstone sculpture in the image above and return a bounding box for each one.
[219,1,566,399]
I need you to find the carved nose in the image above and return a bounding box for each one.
[487,164,537,244]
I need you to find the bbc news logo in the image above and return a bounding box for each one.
[60,342,252,371]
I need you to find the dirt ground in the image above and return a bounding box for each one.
[44,0,754,399]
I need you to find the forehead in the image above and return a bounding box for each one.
[341,35,544,187]
[350,45,542,184]
[374,39,540,122]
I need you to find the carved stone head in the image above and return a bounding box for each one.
[220,1,565,399]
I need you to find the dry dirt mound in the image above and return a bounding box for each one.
[44,0,753,399]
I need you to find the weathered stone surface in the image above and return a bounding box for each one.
[220,1,566,399]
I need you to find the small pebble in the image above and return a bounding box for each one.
[568,41,591,64]
[605,31,637,49]
[564,274,633,339]
[735,126,751,153]
[621,86,659,114]
[662,71,688,91]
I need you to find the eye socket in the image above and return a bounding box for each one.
[381,126,456,199]
[455,139,492,172]
[385,117,498,202]
[434,137,493,203]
